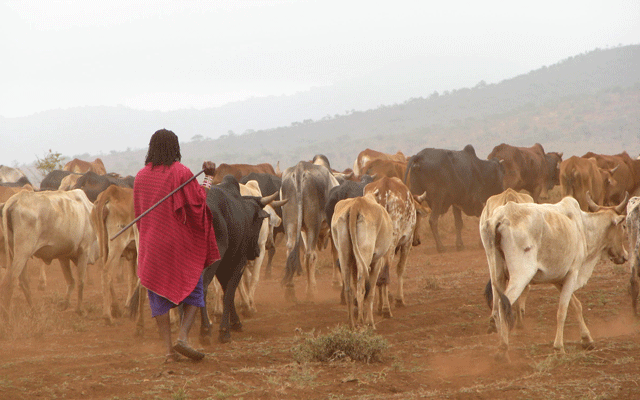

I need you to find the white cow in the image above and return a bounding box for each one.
[331,193,395,329]
[480,188,534,332]
[481,195,628,361]
[0,189,99,315]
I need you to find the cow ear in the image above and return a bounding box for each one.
[258,209,269,220]
[614,215,626,226]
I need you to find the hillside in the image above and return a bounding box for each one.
[13,45,640,184]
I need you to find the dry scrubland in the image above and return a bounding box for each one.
[2,189,640,399]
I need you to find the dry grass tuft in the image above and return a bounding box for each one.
[292,325,389,363]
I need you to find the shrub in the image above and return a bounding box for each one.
[292,325,389,363]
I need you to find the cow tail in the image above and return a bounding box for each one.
[497,287,515,331]
[349,208,371,292]
[127,282,141,319]
[282,170,304,286]
[403,155,416,185]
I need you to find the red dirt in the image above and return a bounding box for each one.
[2,211,640,399]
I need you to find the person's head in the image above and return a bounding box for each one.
[145,129,181,166]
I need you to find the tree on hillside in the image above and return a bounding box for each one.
[34,149,66,177]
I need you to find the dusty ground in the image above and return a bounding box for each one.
[2,207,640,399]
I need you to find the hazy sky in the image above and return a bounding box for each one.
[1,0,638,119]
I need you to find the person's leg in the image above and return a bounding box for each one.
[177,304,199,343]
[154,311,174,358]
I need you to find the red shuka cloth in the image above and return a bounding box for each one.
[134,162,220,304]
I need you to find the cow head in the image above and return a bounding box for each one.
[587,191,629,264]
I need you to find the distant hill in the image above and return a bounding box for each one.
[12,45,640,186]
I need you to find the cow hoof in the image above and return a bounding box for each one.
[382,309,392,318]
[218,330,232,343]
[230,322,243,332]
[58,301,70,311]
[199,334,212,346]
[456,244,465,251]
[104,316,115,326]
[241,308,256,318]
[75,308,86,317]
[284,286,297,303]
[494,351,511,363]
[582,341,596,350]
[134,326,144,337]
[38,282,46,291]
[436,246,446,253]
[111,304,122,318]
[395,299,406,307]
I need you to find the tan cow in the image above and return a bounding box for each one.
[480,188,534,333]
[364,177,429,317]
[211,163,277,185]
[0,189,99,315]
[481,195,628,361]
[331,193,394,329]
[560,156,617,210]
[90,185,138,325]
[58,172,83,191]
[63,158,107,175]
[360,159,408,181]
[353,149,406,178]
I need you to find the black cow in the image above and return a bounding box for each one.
[240,172,283,279]
[405,145,504,253]
[72,171,134,202]
[40,170,74,191]
[200,175,284,344]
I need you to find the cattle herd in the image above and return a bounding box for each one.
[1,143,640,362]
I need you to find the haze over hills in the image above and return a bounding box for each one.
[6,45,640,185]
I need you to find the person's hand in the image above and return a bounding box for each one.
[202,161,216,176]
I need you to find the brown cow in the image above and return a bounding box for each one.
[560,156,617,211]
[353,149,406,178]
[487,143,562,202]
[63,158,107,175]
[210,163,277,184]
[360,159,407,181]
[582,151,640,205]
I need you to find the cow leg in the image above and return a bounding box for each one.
[514,284,530,329]
[135,286,146,337]
[452,206,464,251]
[341,256,355,329]
[428,212,446,253]
[283,226,298,302]
[630,258,640,316]
[37,262,47,291]
[330,237,342,290]
[553,284,595,350]
[18,266,33,308]
[264,244,276,279]
[552,278,578,354]
[58,259,75,311]
[237,266,254,317]
[218,266,244,343]
[74,256,88,316]
[102,245,123,325]
[496,268,535,361]
[199,266,216,345]
[365,257,388,329]
[394,242,411,307]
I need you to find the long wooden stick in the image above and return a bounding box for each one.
[110,169,206,241]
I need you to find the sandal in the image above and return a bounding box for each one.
[173,340,205,361]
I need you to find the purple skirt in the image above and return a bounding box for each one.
[147,275,205,318]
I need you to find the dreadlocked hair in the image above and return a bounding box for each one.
[145,129,182,167]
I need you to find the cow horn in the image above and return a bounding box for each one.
[414,191,428,203]
[610,164,619,174]
[614,192,630,215]
[270,198,289,208]
[260,191,279,206]
[585,191,601,212]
